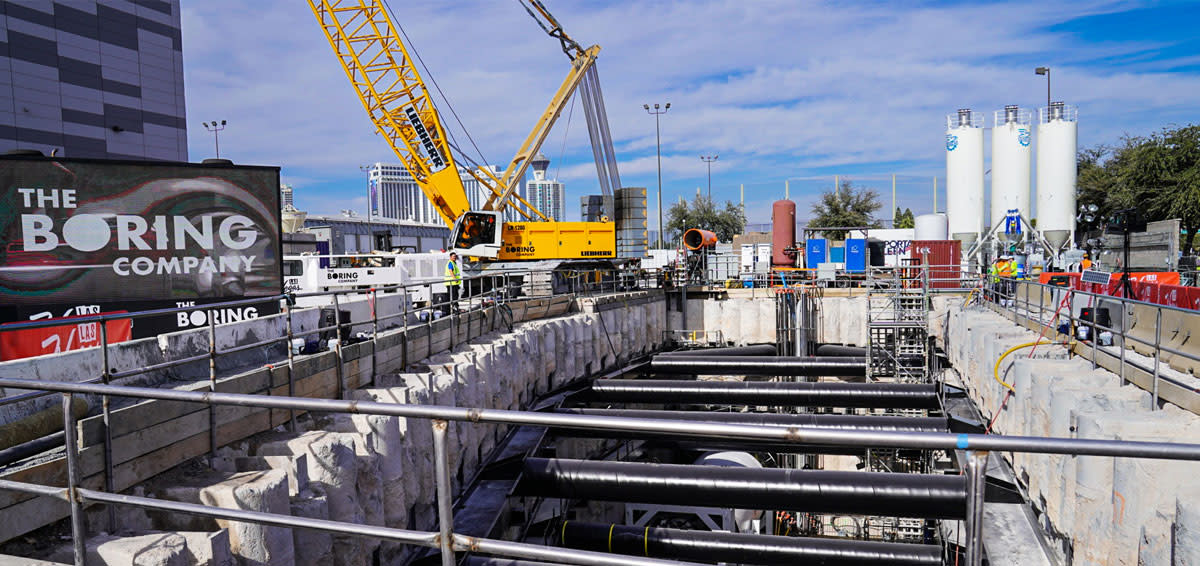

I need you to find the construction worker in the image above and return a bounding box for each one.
[987,257,1003,302]
[997,255,1017,305]
[444,252,462,314]
[1081,253,1093,270]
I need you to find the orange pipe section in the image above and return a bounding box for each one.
[683,228,718,250]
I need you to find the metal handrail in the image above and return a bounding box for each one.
[4,264,1200,564]
[4,377,1199,460]
[988,277,1200,410]
[2,376,1200,565]
[0,264,673,564]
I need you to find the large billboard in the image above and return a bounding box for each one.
[0,157,282,358]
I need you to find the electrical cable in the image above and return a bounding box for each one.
[985,291,1076,433]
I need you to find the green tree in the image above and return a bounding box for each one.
[1079,125,1200,251]
[893,207,915,229]
[665,195,747,243]
[808,180,882,239]
[1123,125,1200,252]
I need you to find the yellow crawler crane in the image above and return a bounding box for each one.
[309,0,618,262]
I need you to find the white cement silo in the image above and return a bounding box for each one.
[915,213,949,240]
[946,109,985,248]
[991,105,1032,238]
[1036,103,1078,251]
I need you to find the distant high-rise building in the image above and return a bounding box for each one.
[0,1,188,160]
[280,184,295,208]
[525,152,566,221]
[365,163,520,226]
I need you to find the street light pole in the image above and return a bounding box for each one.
[1035,67,1051,109]
[644,102,670,249]
[700,154,718,201]
[360,164,376,251]
[202,120,227,159]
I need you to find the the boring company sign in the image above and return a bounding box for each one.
[0,157,283,340]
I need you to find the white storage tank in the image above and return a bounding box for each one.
[1036,102,1078,251]
[946,109,985,247]
[914,213,949,240]
[991,105,1032,239]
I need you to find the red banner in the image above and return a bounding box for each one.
[0,313,132,361]
[1037,272,1195,310]
[1037,271,1181,286]
[1160,285,1188,308]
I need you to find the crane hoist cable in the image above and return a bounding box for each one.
[385,0,491,170]
[519,0,622,207]
[554,91,578,181]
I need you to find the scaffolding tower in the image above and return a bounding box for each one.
[865,268,931,383]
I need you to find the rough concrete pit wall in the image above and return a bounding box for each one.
[817,296,868,347]
[944,304,1200,565]
[671,295,878,348]
[24,298,668,566]
[674,297,776,345]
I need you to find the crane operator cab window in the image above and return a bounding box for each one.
[452,211,502,259]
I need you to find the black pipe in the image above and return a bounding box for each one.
[0,431,64,467]
[560,521,943,566]
[517,458,967,519]
[650,356,866,377]
[815,344,868,357]
[556,408,949,432]
[588,380,939,409]
[659,344,778,357]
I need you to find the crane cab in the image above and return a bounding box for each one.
[452,211,503,258]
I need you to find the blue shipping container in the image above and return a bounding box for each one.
[806,239,827,268]
[845,238,866,273]
[830,246,845,263]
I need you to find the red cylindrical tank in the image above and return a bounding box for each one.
[771,200,796,266]
[683,228,718,251]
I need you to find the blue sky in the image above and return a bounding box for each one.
[181,1,1200,227]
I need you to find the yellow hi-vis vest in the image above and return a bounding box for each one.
[445,260,461,286]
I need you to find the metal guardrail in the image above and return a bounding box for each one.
[985,277,1200,411]
[692,264,984,293]
[6,261,1199,565]
[2,377,1200,565]
[0,265,664,536]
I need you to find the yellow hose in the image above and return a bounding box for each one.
[993,341,1057,393]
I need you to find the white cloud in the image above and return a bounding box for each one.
[182,1,1200,219]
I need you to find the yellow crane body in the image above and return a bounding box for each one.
[310,0,618,263]
[498,221,616,261]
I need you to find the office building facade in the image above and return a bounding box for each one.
[0,1,187,160]
[525,152,566,221]
[366,162,522,226]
